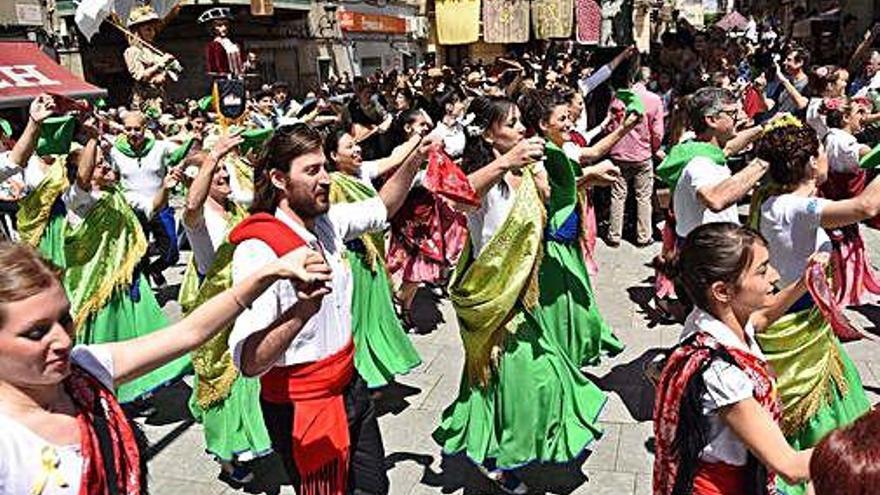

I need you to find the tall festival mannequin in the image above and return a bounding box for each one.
[199,8,244,79]
[124,5,179,114]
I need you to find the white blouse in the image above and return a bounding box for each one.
[0,345,115,495]
[679,308,767,466]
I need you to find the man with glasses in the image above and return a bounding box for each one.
[669,87,769,240]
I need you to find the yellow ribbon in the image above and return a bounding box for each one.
[30,446,69,495]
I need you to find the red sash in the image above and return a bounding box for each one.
[230,213,353,495]
[692,462,750,495]
[65,365,142,495]
[653,332,781,495]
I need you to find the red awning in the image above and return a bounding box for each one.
[0,41,106,109]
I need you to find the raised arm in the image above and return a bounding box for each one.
[370,133,422,177]
[151,167,183,216]
[775,66,809,111]
[182,133,242,227]
[720,398,812,485]
[724,125,763,157]
[697,158,769,213]
[577,112,640,164]
[110,247,331,385]
[821,174,880,229]
[377,136,426,218]
[468,136,545,197]
[9,95,55,169]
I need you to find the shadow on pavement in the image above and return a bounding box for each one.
[626,280,679,329]
[852,304,880,336]
[410,287,445,335]
[388,451,593,495]
[144,380,195,426]
[586,348,663,422]
[374,381,422,417]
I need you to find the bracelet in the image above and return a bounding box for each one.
[231,291,251,311]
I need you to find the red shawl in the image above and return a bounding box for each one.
[653,332,781,495]
[65,365,142,495]
[230,213,354,495]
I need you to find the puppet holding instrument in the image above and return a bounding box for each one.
[124,5,182,113]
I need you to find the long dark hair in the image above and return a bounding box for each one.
[252,124,323,213]
[461,96,516,174]
[518,88,569,137]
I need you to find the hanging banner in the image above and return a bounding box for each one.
[435,0,480,45]
[337,11,406,34]
[483,0,529,44]
[213,78,246,121]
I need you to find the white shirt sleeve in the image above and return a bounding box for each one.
[228,239,290,373]
[701,359,754,414]
[22,156,47,190]
[687,157,729,191]
[562,142,582,163]
[0,152,23,184]
[327,197,388,242]
[578,64,613,96]
[63,184,100,222]
[826,132,863,174]
[359,160,381,182]
[71,344,116,389]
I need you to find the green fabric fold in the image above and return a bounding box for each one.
[17,160,68,248]
[656,141,726,190]
[329,171,386,271]
[63,188,147,331]
[450,167,545,386]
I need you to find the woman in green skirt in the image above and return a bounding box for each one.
[750,123,873,494]
[517,89,633,367]
[60,132,191,404]
[324,127,423,389]
[433,96,611,494]
[179,134,272,485]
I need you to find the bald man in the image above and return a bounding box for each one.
[109,111,193,285]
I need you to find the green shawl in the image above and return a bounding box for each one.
[115,135,194,167]
[450,168,546,387]
[63,188,147,331]
[655,141,726,191]
[747,196,849,437]
[329,171,386,271]
[178,203,248,409]
[17,158,68,248]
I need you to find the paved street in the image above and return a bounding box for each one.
[144,228,880,495]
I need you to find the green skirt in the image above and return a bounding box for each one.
[759,309,871,495]
[189,374,272,462]
[433,310,607,468]
[76,275,192,403]
[38,213,67,269]
[350,248,421,388]
[532,240,623,367]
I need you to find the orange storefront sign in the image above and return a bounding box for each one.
[337,10,407,34]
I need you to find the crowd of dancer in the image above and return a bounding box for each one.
[4,10,880,495]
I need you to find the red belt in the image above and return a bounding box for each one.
[261,341,355,495]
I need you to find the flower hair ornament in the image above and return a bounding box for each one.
[821,97,845,113]
[762,112,803,135]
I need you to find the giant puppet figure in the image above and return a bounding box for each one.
[124,5,181,113]
[199,7,244,78]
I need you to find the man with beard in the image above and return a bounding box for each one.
[228,124,428,495]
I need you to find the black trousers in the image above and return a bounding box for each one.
[261,373,389,495]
